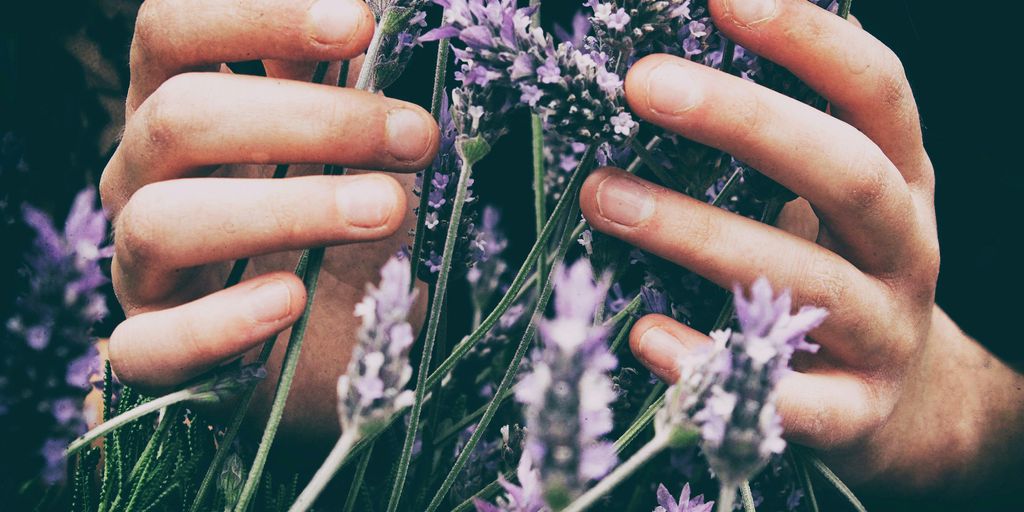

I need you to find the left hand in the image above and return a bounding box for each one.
[579,0,1024,498]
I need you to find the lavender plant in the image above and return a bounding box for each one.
[45,2,872,512]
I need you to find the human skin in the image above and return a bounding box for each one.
[577,0,1024,502]
[100,0,436,442]
[102,0,1024,501]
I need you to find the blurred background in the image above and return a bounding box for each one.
[2,0,1020,502]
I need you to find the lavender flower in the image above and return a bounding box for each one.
[2,186,112,484]
[415,93,485,281]
[337,256,419,436]
[667,278,827,494]
[654,483,714,512]
[513,260,617,509]
[467,206,509,311]
[363,0,433,91]
[474,454,547,512]
[422,0,637,144]
[585,0,698,55]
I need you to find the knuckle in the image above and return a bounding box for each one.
[265,191,305,245]
[800,255,851,314]
[132,0,167,58]
[114,185,164,268]
[134,74,196,155]
[839,150,895,213]
[673,206,718,268]
[875,47,911,109]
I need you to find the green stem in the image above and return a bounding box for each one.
[799,448,866,512]
[234,246,327,512]
[791,449,820,512]
[561,435,670,512]
[614,392,665,453]
[288,431,359,512]
[628,138,687,191]
[234,29,388,510]
[532,114,548,290]
[431,388,514,448]
[838,0,853,19]
[115,405,179,511]
[65,388,191,457]
[740,481,757,512]
[718,484,738,512]
[342,443,374,512]
[386,144,479,512]
[422,145,598,392]
[710,166,743,208]
[410,37,451,286]
[425,187,587,512]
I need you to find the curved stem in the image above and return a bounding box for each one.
[342,442,374,512]
[65,388,191,457]
[288,432,359,512]
[740,481,757,512]
[562,435,670,512]
[386,146,478,512]
[422,145,598,392]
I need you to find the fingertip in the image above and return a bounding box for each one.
[579,166,622,223]
[307,0,376,59]
[336,173,408,236]
[629,314,712,383]
[383,102,441,170]
[624,54,703,122]
[247,271,308,323]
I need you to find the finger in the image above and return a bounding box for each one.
[112,174,406,304]
[708,0,929,184]
[128,0,374,113]
[582,167,888,360]
[109,272,307,390]
[102,72,438,217]
[625,55,918,271]
[629,314,880,450]
[630,314,715,383]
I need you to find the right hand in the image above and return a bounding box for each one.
[100,0,438,441]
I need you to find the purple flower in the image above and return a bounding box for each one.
[513,260,617,508]
[689,278,826,490]
[337,256,419,435]
[363,1,433,91]
[474,454,547,512]
[467,206,510,313]
[414,93,485,282]
[655,483,714,512]
[424,0,635,144]
[586,1,697,55]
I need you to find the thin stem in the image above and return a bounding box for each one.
[838,0,853,19]
[627,136,662,175]
[65,388,191,457]
[791,449,820,512]
[628,138,687,191]
[562,435,670,512]
[289,432,359,512]
[234,28,389,510]
[234,247,327,512]
[710,166,743,208]
[190,255,310,512]
[532,114,548,290]
[119,406,180,511]
[718,484,737,512]
[342,443,374,512]
[800,448,867,512]
[425,188,587,512]
[432,388,514,448]
[410,37,451,286]
[614,392,665,452]
[386,146,478,512]
[422,145,598,392]
[603,293,642,330]
[740,481,757,512]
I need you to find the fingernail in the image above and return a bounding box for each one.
[724,0,779,26]
[596,174,655,227]
[336,176,396,228]
[385,108,433,162]
[248,280,293,323]
[644,61,701,116]
[308,0,364,45]
[638,327,688,376]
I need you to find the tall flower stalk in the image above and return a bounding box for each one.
[291,256,418,511]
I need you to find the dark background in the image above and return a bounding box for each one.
[2,0,1021,370]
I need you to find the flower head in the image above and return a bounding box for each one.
[337,256,419,436]
[655,483,714,512]
[513,260,617,509]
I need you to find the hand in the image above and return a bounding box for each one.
[100,0,438,440]
[579,0,1024,499]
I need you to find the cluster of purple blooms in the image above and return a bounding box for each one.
[414,94,487,280]
[336,256,419,436]
[478,260,618,510]
[364,0,433,91]
[660,279,827,493]
[2,186,112,484]
[422,0,638,145]
[654,483,714,512]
